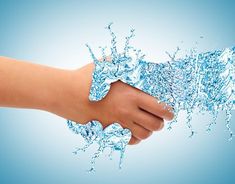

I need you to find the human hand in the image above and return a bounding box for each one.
[93,79,174,145]
[0,57,174,145]
[50,63,174,145]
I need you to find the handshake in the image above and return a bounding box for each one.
[0,24,234,171]
[66,59,175,172]
[68,24,235,149]
[68,61,174,146]
[0,54,174,172]
[66,41,235,171]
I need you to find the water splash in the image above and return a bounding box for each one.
[67,120,131,172]
[67,23,235,171]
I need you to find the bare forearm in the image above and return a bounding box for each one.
[0,57,71,110]
[0,56,99,124]
[0,56,174,145]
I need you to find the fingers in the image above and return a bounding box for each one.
[129,136,141,145]
[128,121,153,140]
[136,92,174,121]
[126,108,165,145]
[133,108,164,131]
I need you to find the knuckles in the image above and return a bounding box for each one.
[139,131,152,140]
[119,106,130,117]
[124,89,139,102]
[151,119,164,131]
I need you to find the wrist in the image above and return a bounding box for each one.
[44,64,98,124]
[40,67,73,113]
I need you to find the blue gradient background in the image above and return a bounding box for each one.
[0,0,235,184]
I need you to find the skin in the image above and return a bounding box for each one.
[0,56,174,145]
